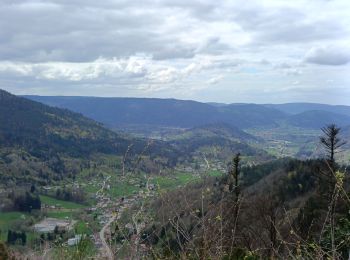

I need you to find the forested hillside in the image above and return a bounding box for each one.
[0,89,177,185]
[165,123,271,164]
[265,103,350,116]
[285,110,350,128]
[139,135,350,259]
[25,95,350,131]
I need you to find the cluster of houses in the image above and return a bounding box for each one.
[176,160,226,174]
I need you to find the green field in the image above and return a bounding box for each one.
[207,170,223,177]
[0,212,28,229]
[40,195,86,209]
[40,195,85,220]
[46,211,75,219]
[108,182,139,198]
[153,172,199,190]
[84,183,100,193]
[0,212,29,241]
[74,221,92,235]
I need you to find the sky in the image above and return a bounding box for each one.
[0,0,349,104]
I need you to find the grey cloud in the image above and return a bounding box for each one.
[257,20,344,44]
[231,3,345,45]
[304,46,350,65]
[0,1,200,62]
[152,45,196,60]
[196,37,232,55]
[0,0,347,64]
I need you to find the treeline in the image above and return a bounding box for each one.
[54,187,86,203]
[7,230,26,245]
[3,190,41,213]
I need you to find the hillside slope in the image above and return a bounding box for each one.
[168,123,259,143]
[167,123,270,164]
[1,90,131,157]
[0,89,176,185]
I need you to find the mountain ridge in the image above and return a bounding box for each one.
[24,95,350,130]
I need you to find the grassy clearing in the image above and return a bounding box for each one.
[46,211,75,219]
[0,212,29,241]
[108,182,139,198]
[84,183,100,193]
[0,212,27,230]
[40,195,85,209]
[74,221,92,235]
[207,170,223,177]
[40,195,86,220]
[153,172,199,190]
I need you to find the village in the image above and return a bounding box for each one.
[10,156,226,259]
[28,170,159,259]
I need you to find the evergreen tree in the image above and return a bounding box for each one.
[7,230,12,244]
[228,153,241,221]
[20,232,26,246]
[320,124,346,172]
[30,184,36,193]
[319,124,346,198]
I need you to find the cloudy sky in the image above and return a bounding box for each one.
[0,0,349,104]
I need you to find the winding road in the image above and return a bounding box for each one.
[99,214,116,260]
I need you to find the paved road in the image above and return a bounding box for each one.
[99,214,116,260]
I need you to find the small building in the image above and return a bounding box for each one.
[68,234,82,246]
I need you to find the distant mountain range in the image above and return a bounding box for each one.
[264,103,350,116]
[24,95,350,130]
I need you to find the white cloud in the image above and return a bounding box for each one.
[0,57,147,81]
[208,75,224,85]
